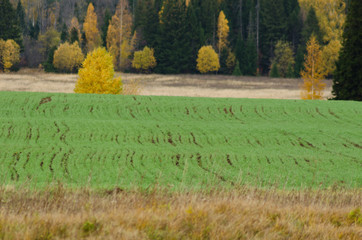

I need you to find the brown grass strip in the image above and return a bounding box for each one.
[0,185,361,239]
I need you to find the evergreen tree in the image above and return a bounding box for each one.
[16,0,26,35]
[243,32,258,76]
[70,27,79,43]
[0,0,22,46]
[260,0,287,74]
[295,7,323,77]
[332,0,362,101]
[270,63,279,78]
[232,60,242,76]
[101,8,112,47]
[60,23,68,43]
[156,0,190,73]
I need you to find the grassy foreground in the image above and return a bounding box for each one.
[0,91,361,189]
[0,186,361,240]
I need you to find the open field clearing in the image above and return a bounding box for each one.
[0,71,333,99]
[0,186,361,240]
[0,91,361,189]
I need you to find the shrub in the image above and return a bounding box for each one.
[53,41,84,73]
[196,46,220,74]
[269,63,279,78]
[74,47,122,94]
[232,60,242,76]
[132,46,157,73]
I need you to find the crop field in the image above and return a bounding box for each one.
[0,91,361,190]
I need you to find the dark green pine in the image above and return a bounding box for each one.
[332,0,362,101]
[101,8,111,48]
[260,0,288,74]
[0,0,22,46]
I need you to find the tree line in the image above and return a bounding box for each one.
[0,0,360,100]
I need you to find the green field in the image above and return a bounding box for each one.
[0,91,361,189]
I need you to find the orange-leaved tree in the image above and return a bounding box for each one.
[300,36,327,100]
[196,46,220,74]
[84,3,102,53]
[74,48,122,94]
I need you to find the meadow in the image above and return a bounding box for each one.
[0,91,361,190]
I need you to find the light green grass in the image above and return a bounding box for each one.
[0,91,361,190]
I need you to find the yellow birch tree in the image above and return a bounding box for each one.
[300,36,327,100]
[0,39,20,72]
[53,42,84,73]
[84,3,102,53]
[75,48,122,94]
[197,46,220,74]
[106,1,133,70]
[132,46,157,73]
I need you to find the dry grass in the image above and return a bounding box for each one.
[0,185,361,239]
[0,70,333,99]
[122,79,143,95]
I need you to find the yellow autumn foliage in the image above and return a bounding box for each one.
[300,36,327,100]
[197,46,220,74]
[217,11,229,54]
[0,39,20,72]
[53,41,84,73]
[84,3,102,53]
[74,48,122,94]
[132,46,157,73]
[298,0,346,75]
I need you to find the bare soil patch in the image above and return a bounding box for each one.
[0,69,333,99]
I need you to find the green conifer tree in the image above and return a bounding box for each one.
[0,0,22,46]
[332,0,362,101]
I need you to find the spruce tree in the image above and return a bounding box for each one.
[101,8,112,47]
[332,0,362,101]
[156,0,190,73]
[232,60,242,76]
[295,7,323,77]
[270,63,279,78]
[260,0,287,73]
[70,27,79,43]
[60,23,68,43]
[0,0,22,46]
[16,0,26,35]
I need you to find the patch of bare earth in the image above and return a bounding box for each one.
[0,69,333,99]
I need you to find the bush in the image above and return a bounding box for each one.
[132,46,157,73]
[53,41,84,73]
[74,47,122,94]
[269,63,279,78]
[232,60,242,76]
[0,39,20,72]
[196,46,220,74]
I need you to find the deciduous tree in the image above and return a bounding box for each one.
[53,41,84,73]
[75,48,122,94]
[300,36,326,100]
[83,3,102,52]
[132,46,157,73]
[0,39,20,72]
[271,40,295,78]
[217,10,229,56]
[196,45,220,74]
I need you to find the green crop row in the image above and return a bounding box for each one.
[0,92,361,189]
